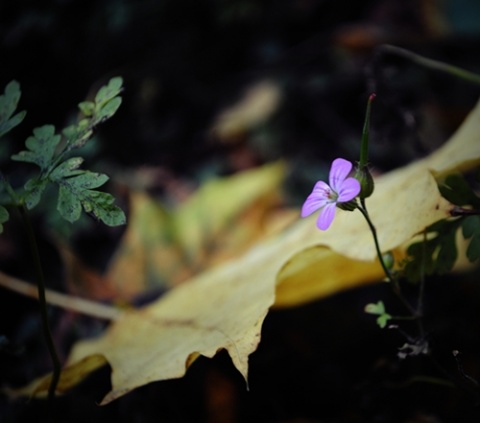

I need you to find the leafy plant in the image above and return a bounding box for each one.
[2,77,125,228]
[0,77,126,414]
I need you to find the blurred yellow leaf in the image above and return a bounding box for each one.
[211,80,282,142]
[171,160,287,266]
[106,161,287,298]
[12,99,480,404]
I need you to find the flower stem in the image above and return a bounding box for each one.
[18,204,61,419]
[359,94,376,169]
[357,199,417,316]
[357,199,392,281]
[379,44,480,86]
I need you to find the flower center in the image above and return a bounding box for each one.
[327,189,338,202]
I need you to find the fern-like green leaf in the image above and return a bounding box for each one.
[11,125,61,171]
[95,77,123,107]
[24,178,48,209]
[55,171,125,226]
[50,157,85,179]
[0,80,26,138]
[462,216,480,262]
[96,96,122,122]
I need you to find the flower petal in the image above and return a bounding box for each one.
[301,180,331,217]
[337,177,361,202]
[329,158,352,192]
[316,202,336,230]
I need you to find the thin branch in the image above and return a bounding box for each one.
[0,270,122,321]
[379,44,480,85]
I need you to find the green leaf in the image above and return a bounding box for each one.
[0,81,21,119]
[365,301,391,328]
[0,205,9,233]
[55,172,125,226]
[376,314,392,329]
[62,121,93,149]
[434,230,458,274]
[61,77,123,150]
[0,80,26,138]
[50,157,85,179]
[462,215,479,238]
[24,178,48,209]
[96,97,122,122]
[78,101,95,117]
[0,111,26,139]
[462,216,480,262]
[440,174,480,208]
[404,239,437,282]
[57,184,82,223]
[365,301,386,315]
[63,172,109,190]
[404,219,463,282]
[95,77,123,107]
[81,190,126,226]
[11,125,61,170]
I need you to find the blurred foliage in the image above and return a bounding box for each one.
[404,173,480,282]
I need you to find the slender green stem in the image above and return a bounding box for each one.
[357,199,417,316]
[379,44,480,86]
[18,204,61,417]
[357,199,393,282]
[359,94,375,168]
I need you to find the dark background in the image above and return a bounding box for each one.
[2,0,480,421]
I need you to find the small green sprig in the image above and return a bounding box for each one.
[4,77,125,226]
[0,80,26,139]
[365,301,392,328]
[0,80,27,232]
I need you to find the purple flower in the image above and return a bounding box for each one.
[301,158,361,230]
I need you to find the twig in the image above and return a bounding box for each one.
[0,270,122,320]
[378,44,480,85]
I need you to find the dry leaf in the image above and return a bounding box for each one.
[22,247,277,404]
[211,80,282,142]
[275,246,401,307]
[4,355,107,400]
[106,161,286,298]
[11,98,480,403]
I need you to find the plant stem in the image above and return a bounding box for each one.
[379,44,480,86]
[357,199,417,316]
[359,94,376,169]
[357,199,393,282]
[18,204,61,417]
